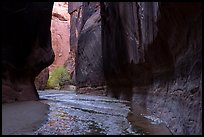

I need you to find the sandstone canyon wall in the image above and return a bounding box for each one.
[68,2,83,51]
[68,2,105,87]
[2,2,54,103]
[101,2,202,135]
[35,67,49,90]
[35,2,71,90]
[1,2,202,135]
[49,2,70,72]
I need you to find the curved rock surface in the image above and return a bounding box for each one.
[2,2,54,103]
[69,2,105,87]
[76,3,104,87]
[101,2,202,135]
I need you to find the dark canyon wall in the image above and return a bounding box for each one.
[68,2,83,50]
[2,2,54,103]
[2,2,202,135]
[101,2,202,135]
[69,2,104,87]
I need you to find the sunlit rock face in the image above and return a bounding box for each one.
[69,2,105,87]
[49,2,70,72]
[35,2,70,89]
[101,2,202,135]
[2,2,54,103]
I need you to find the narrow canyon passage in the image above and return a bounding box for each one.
[2,2,202,135]
[35,90,171,135]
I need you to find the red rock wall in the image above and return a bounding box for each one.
[49,2,70,72]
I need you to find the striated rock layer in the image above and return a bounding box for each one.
[68,2,105,87]
[2,2,54,103]
[101,2,202,135]
[68,2,83,50]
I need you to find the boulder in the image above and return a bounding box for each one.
[34,68,49,90]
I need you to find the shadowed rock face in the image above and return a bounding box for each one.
[69,2,104,87]
[76,2,104,87]
[35,67,49,90]
[101,2,202,135]
[2,2,54,103]
[68,2,83,50]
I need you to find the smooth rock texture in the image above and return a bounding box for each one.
[67,2,83,84]
[68,2,83,50]
[69,2,105,87]
[101,2,202,135]
[75,3,104,87]
[2,2,54,103]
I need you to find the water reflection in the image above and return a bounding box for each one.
[35,90,144,135]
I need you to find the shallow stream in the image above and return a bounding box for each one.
[35,90,171,135]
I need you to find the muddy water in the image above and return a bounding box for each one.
[35,90,171,135]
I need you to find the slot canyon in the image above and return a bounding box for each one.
[2,2,202,135]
